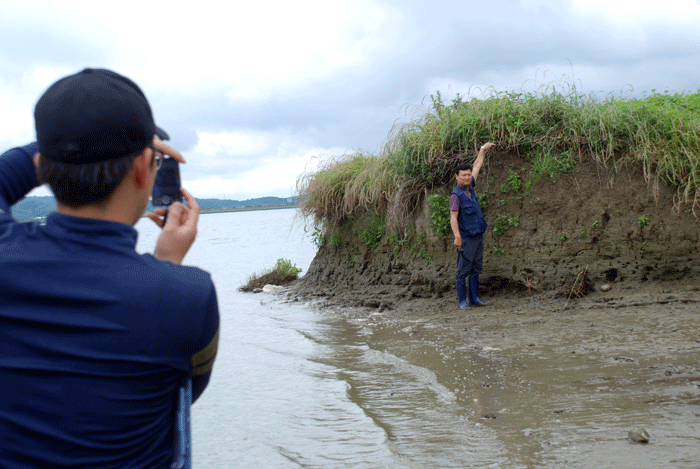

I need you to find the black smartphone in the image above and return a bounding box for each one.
[152,158,182,207]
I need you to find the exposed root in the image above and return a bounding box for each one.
[386,179,425,232]
[563,266,594,310]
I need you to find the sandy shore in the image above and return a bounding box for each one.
[289,280,700,467]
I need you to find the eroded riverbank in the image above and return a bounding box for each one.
[287,281,700,467]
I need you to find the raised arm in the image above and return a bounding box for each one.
[0,143,40,217]
[471,142,495,182]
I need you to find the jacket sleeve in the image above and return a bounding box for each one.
[190,284,220,402]
[0,143,40,217]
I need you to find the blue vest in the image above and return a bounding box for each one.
[452,182,487,238]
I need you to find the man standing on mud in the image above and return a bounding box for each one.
[450,142,495,309]
[0,68,219,467]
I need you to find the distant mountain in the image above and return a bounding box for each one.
[191,197,298,211]
[11,195,298,220]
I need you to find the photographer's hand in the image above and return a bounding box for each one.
[145,135,187,226]
[152,137,186,163]
[150,188,200,265]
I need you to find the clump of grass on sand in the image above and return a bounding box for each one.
[297,80,700,234]
[240,258,302,292]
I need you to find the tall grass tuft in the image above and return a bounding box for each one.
[240,258,302,292]
[297,82,700,234]
[297,152,399,227]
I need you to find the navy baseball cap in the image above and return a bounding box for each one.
[35,68,167,164]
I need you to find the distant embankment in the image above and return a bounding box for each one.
[12,195,298,220]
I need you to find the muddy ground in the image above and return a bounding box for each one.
[287,279,700,467]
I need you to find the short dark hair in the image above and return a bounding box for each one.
[36,152,141,207]
[455,163,473,175]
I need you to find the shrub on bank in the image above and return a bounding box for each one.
[297,83,700,234]
[240,258,302,292]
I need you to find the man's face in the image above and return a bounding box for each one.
[456,169,472,188]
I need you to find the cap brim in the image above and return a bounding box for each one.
[155,126,170,141]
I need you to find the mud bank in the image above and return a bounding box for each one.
[289,151,700,466]
[294,152,700,310]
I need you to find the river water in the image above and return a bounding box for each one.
[135,209,509,468]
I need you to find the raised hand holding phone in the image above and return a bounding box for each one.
[150,188,200,265]
[144,137,198,265]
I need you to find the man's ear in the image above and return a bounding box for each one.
[132,147,152,190]
[33,153,40,168]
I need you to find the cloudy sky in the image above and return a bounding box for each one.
[1,0,698,200]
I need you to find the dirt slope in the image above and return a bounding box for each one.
[294,151,700,309]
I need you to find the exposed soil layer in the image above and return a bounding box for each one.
[294,151,700,310]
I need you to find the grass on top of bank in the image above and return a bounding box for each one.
[297,82,700,231]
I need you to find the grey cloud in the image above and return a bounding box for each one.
[5,0,699,199]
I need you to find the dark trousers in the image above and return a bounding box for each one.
[456,234,483,281]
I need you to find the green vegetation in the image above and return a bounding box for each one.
[507,169,522,192]
[476,190,493,211]
[359,214,386,250]
[329,233,342,248]
[411,232,432,264]
[493,214,509,236]
[387,232,411,254]
[311,226,326,249]
[638,215,650,228]
[427,194,451,236]
[297,81,700,240]
[493,214,520,237]
[240,258,302,292]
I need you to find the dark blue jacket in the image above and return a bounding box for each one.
[0,144,219,468]
[452,181,487,238]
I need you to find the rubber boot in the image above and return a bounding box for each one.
[456,280,469,309]
[469,275,486,306]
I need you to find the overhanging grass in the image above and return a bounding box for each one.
[297,83,700,231]
[297,152,399,226]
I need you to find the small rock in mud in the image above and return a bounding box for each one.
[628,427,650,443]
[600,284,612,292]
[482,413,497,419]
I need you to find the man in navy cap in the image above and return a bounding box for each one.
[0,69,219,468]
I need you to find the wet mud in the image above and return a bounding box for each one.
[289,281,700,467]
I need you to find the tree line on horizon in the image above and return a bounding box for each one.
[11,195,298,220]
